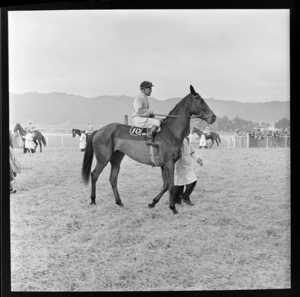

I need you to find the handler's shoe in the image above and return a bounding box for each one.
[183,198,194,206]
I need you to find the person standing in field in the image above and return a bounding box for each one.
[174,131,203,206]
[23,131,35,153]
[199,133,207,149]
[132,81,161,146]
[86,122,94,135]
[79,130,87,152]
[10,132,21,193]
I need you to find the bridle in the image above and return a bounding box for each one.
[153,93,208,122]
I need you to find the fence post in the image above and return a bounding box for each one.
[233,135,236,148]
[285,136,287,148]
[62,135,64,148]
[124,115,128,125]
[228,135,230,148]
[247,134,249,148]
[266,136,269,148]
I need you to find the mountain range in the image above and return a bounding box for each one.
[9,92,289,130]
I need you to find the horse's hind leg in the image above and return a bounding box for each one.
[33,140,38,152]
[109,151,125,207]
[90,160,108,205]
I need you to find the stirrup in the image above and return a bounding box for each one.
[146,140,159,147]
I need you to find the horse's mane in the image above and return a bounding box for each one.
[161,93,191,124]
[193,127,203,133]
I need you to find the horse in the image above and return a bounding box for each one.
[72,128,84,138]
[13,123,47,153]
[192,127,221,148]
[81,85,216,215]
[72,128,90,142]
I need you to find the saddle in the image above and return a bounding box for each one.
[26,131,36,137]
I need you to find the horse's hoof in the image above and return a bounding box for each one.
[170,206,178,214]
[148,203,155,208]
[117,202,124,207]
[90,201,96,205]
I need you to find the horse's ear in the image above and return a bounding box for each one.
[190,85,197,96]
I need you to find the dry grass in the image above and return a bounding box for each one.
[10,146,290,291]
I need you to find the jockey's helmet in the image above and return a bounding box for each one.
[140,81,154,90]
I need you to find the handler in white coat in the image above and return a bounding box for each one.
[23,132,35,153]
[174,137,203,205]
[79,131,87,152]
[199,133,207,149]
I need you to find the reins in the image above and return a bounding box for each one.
[154,114,206,120]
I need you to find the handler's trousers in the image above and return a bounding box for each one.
[173,181,197,204]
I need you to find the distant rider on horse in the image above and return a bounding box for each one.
[23,121,36,152]
[25,120,35,133]
[86,122,94,135]
[203,126,211,136]
[132,81,161,145]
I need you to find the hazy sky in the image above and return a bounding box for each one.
[8,9,289,102]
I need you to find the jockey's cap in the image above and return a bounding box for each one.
[140,81,154,90]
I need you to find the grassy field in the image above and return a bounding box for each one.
[10,146,290,291]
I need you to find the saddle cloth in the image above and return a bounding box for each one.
[129,126,149,136]
[129,126,160,167]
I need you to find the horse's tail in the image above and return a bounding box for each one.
[41,134,47,146]
[81,130,96,185]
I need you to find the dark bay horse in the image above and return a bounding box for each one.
[82,85,216,214]
[72,128,90,142]
[72,128,91,141]
[13,123,47,153]
[72,128,84,138]
[192,127,221,148]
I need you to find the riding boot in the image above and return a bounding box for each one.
[146,125,159,147]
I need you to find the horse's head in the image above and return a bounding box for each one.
[13,123,21,134]
[72,129,76,138]
[189,85,216,124]
[192,126,203,137]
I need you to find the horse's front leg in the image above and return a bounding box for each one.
[23,141,26,153]
[165,161,178,215]
[210,140,214,148]
[148,167,168,208]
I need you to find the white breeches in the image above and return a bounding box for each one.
[132,117,161,128]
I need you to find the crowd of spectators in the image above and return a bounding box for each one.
[248,128,290,139]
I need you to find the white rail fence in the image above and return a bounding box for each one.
[190,134,290,148]
[12,133,290,149]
